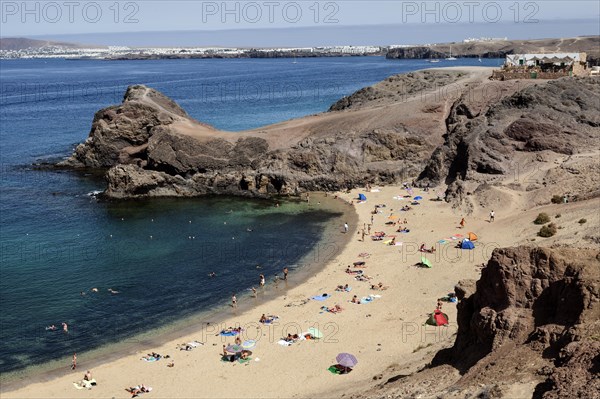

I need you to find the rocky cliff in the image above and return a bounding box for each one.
[386,36,600,60]
[61,69,481,199]
[350,246,600,399]
[417,77,600,209]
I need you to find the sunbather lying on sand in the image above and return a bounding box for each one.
[335,284,350,292]
[345,267,363,274]
[321,304,343,313]
[355,274,372,281]
[283,333,301,342]
[352,261,366,267]
[397,227,410,233]
[126,384,152,398]
[371,282,389,291]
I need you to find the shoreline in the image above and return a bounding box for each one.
[1,183,482,399]
[0,192,358,394]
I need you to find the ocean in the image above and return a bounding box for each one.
[0,56,502,379]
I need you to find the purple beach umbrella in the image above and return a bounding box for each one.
[225,344,244,353]
[336,353,358,368]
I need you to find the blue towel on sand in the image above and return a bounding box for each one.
[219,331,238,336]
[311,294,330,301]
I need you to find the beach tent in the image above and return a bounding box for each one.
[461,239,475,250]
[467,232,478,241]
[358,193,367,201]
[425,310,449,326]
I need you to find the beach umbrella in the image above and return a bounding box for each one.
[225,344,243,353]
[414,196,423,201]
[242,340,256,350]
[307,327,323,339]
[336,353,358,368]
[420,257,432,268]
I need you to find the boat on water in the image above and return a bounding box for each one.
[446,46,457,61]
[429,59,440,63]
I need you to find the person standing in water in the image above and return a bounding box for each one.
[259,274,265,287]
[231,293,237,308]
[283,267,288,281]
[71,353,77,370]
[62,322,68,333]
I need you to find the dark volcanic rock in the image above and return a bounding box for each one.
[61,82,434,198]
[446,246,600,398]
[418,77,600,203]
[60,85,188,168]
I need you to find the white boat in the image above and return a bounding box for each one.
[446,46,457,61]
[429,59,440,63]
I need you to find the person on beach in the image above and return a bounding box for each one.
[71,352,77,370]
[259,274,265,287]
[344,222,349,233]
[370,215,374,224]
[437,299,443,310]
[367,224,372,234]
[251,287,257,297]
[283,267,288,280]
[459,217,466,228]
[361,229,366,241]
[84,370,92,381]
[232,294,237,308]
[489,210,495,222]
[351,295,360,304]
[235,335,242,345]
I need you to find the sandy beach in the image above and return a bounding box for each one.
[3,174,600,398]
[0,183,508,398]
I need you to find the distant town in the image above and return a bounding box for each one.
[0,37,509,60]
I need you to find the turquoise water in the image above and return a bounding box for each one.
[0,56,502,375]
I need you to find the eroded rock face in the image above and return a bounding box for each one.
[60,82,435,198]
[60,85,189,168]
[418,77,600,206]
[450,246,600,398]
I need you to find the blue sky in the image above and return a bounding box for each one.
[1,1,599,45]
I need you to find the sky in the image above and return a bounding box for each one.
[1,1,599,46]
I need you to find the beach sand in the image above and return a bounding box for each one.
[4,182,597,398]
[0,184,484,398]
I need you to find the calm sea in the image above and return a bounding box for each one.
[0,56,501,378]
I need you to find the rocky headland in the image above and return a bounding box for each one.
[386,36,600,65]
[60,67,599,215]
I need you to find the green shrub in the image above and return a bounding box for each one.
[538,223,557,237]
[534,213,551,225]
[551,195,563,204]
[578,218,587,224]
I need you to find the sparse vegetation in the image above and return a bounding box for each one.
[555,214,561,218]
[538,223,558,237]
[551,195,563,204]
[534,213,551,225]
[579,218,587,224]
